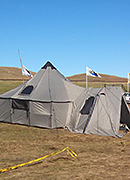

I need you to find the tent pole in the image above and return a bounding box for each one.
[28,101,30,127]
[10,99,12,123]
[48,68,53,129]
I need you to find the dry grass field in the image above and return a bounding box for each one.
[0,123,130,180]
[0,68,130,179]
[67,73,127,83]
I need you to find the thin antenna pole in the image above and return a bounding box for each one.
[18,49,24,83]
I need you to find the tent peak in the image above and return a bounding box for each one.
[41,61,56,70]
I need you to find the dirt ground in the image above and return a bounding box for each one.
[0,123,130,180]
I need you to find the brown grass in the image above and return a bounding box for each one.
[67,73,127,83]
[0,67,35,80]
[0,123,130,180]
[0,67,127,84]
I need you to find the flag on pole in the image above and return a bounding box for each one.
[22,65,33,77]
[128,73,130,83]
[86,67,101,88]
[18,49,33,78]
[127,73,130,92]
[86,67,101,78]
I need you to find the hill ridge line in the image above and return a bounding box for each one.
[0,67,127,83]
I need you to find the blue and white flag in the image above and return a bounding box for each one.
[86,67,101,78]
[22,65,33,77]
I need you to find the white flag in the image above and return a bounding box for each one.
[86,67,101,78]
[22,65,33,77]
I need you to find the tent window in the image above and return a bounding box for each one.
[99,93,106,96]
[21,86,34,95]
[12,99,29,111]
[80,96,94,115]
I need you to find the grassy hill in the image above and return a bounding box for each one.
[67,73,128,89]
[0,67,127,83]
[67,73,127,83]
[0,67,36,94]
[0,66,128,91]
[0,67,36,80]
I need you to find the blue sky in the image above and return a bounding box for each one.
[0,0,130,78]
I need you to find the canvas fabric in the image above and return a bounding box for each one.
[0,62,85,129]
[69,86,129,137]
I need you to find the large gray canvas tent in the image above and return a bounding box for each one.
[0,61,130,137]
[0,61,87,129]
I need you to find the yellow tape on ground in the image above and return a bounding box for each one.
[67,147,77,158]
[0,147,77,173]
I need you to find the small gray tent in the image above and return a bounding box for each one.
[0,61,130,137]
[68,85,130,137]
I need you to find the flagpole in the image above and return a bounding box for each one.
[127,73,129,92]
[86,67,88,88]
[18,49,24,83]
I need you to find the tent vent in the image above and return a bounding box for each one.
[80,96,94,115]
[20,85,34,95]
[41,61,56,70]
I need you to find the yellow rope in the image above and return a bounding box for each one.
[0,147,77,173]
